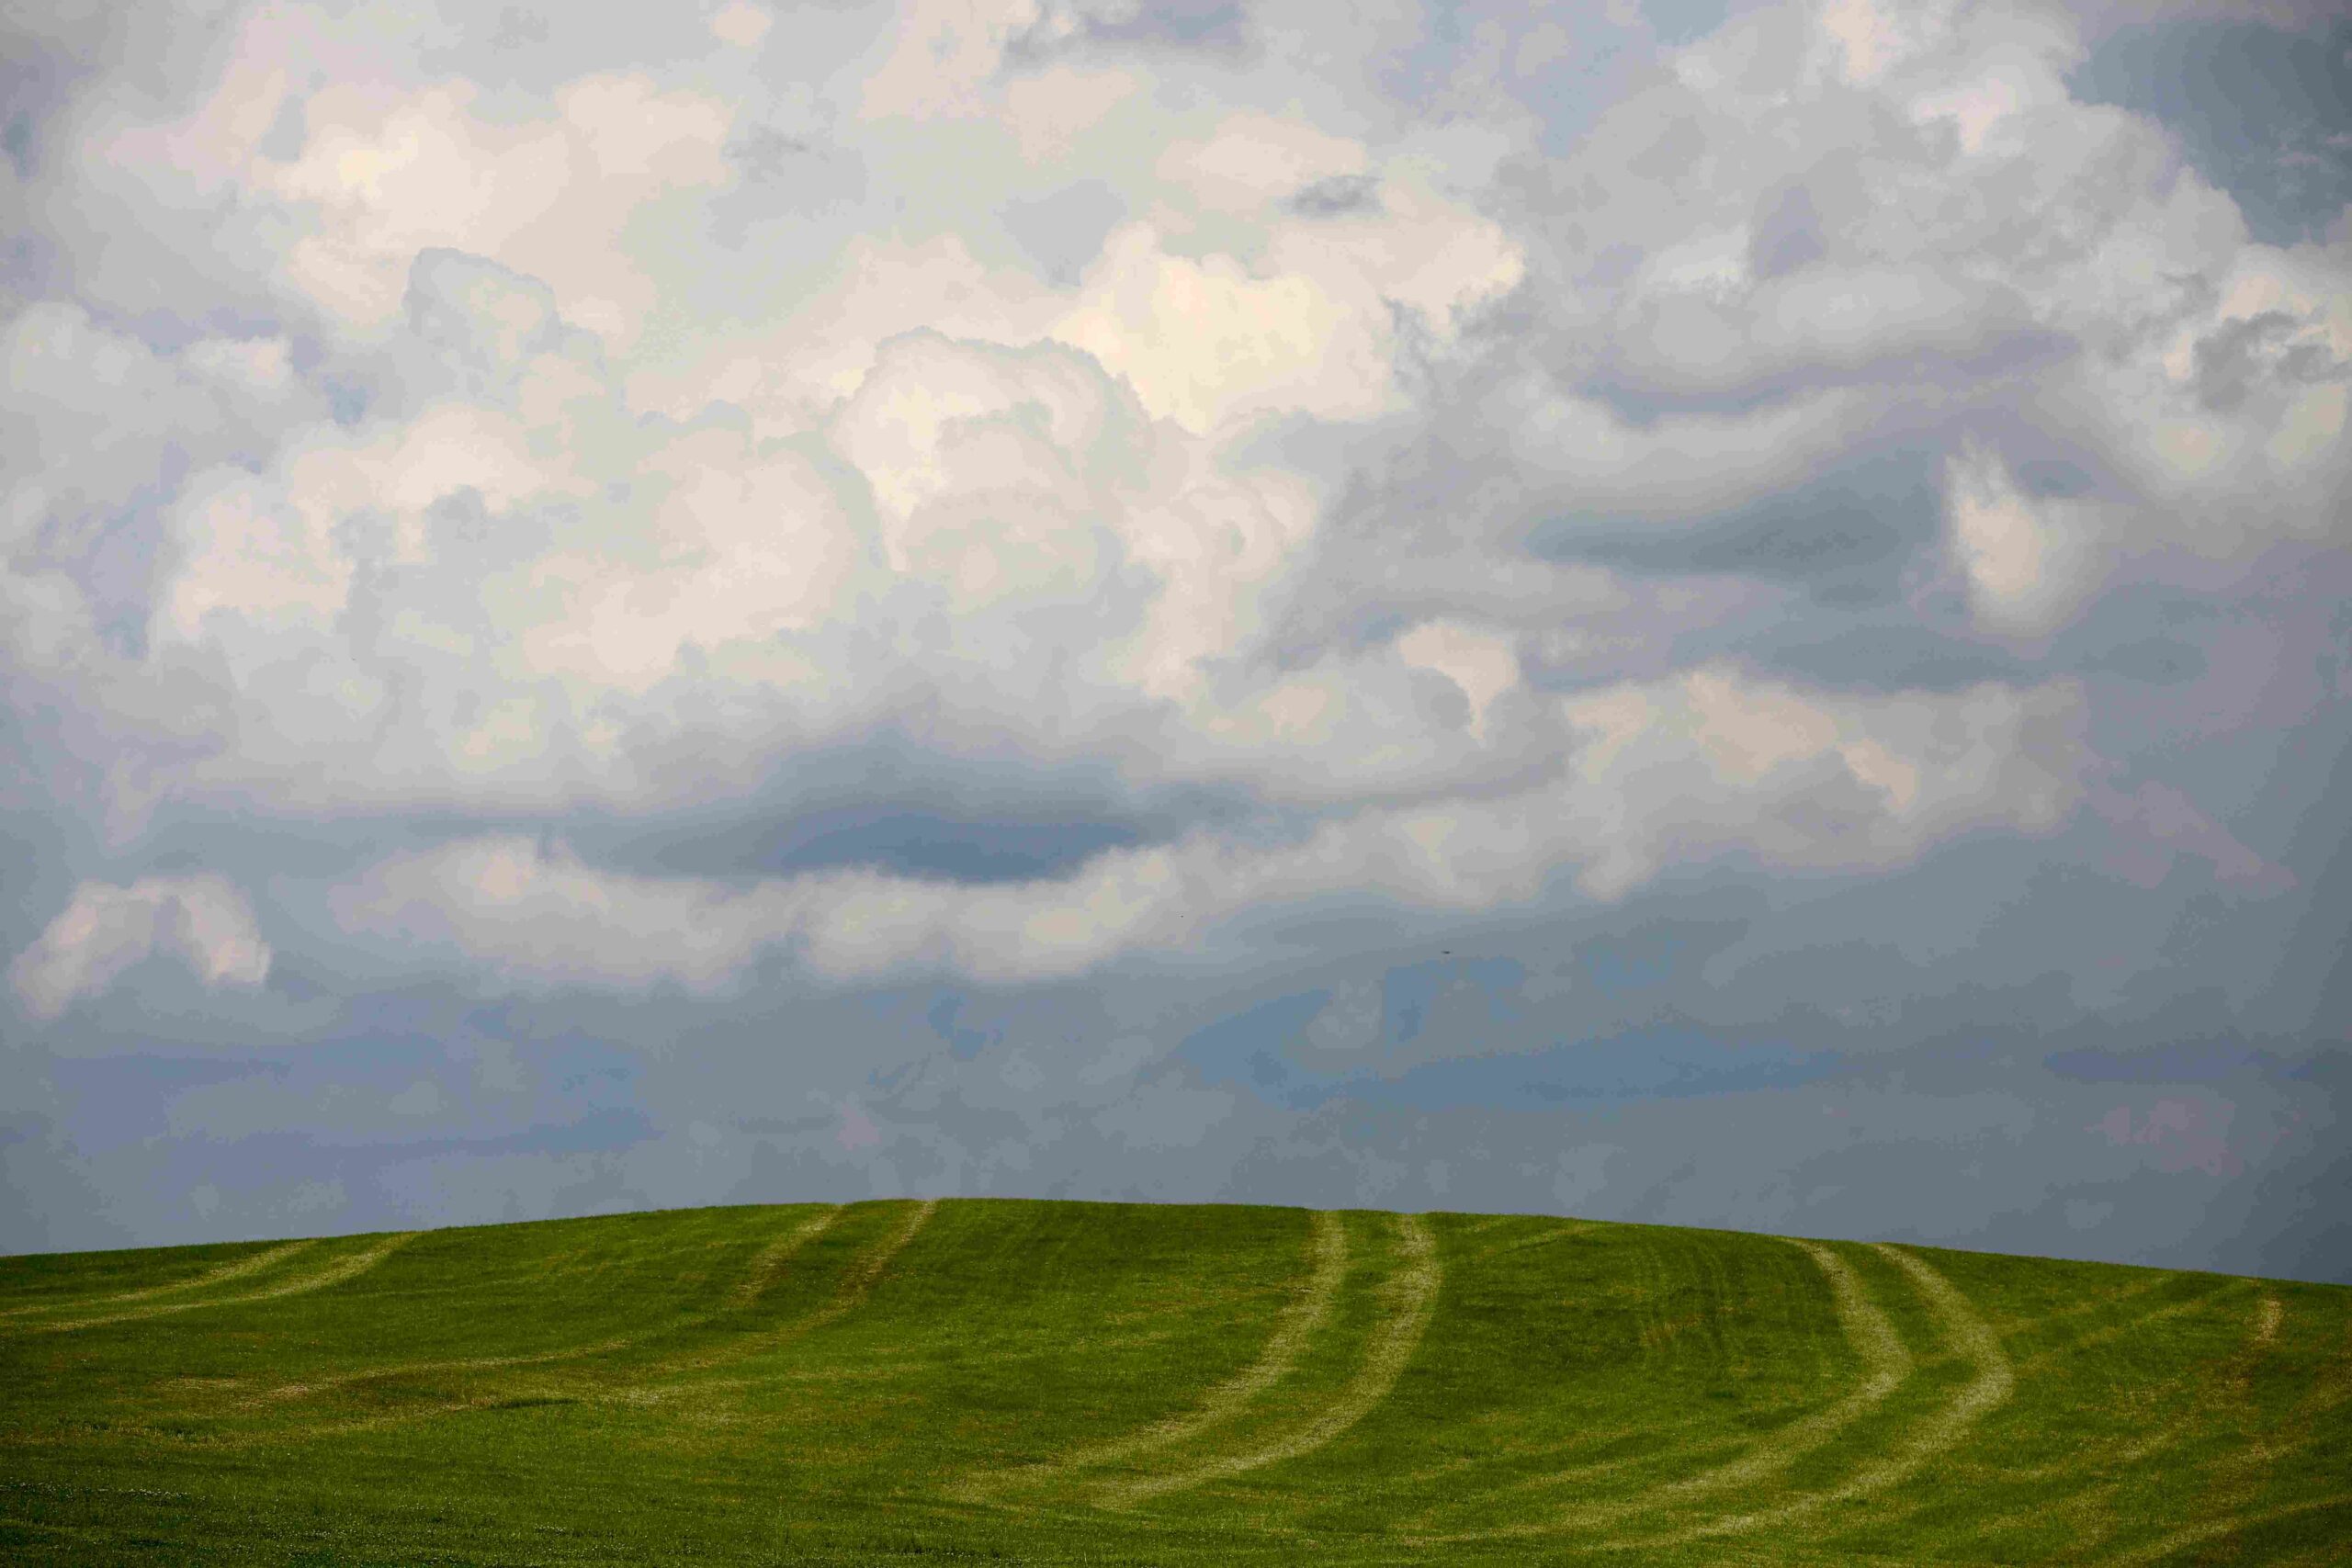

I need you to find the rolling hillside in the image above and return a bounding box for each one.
[2,1199,2346,1563]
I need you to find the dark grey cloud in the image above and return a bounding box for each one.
[2190,308,2348,410]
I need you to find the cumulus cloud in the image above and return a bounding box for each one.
[0,0,2311,870]
[1941,439,2115,636]
[10,876,272,1020]
[216,62,733,346]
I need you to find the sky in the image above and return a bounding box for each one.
[1,0,2346,1283]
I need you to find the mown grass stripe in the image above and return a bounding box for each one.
[2013,1274,2258,1373]
[629,1198,938,1387]
[24,1235,414,1335]
[0,1240,318,1323]
[243,1205,842,1409]
[1102,1212,1441,1506]
[3,1199,2343,1563]
[198,1205,925,1446]
[1601,1239,1913,1518]
[1988,1287,2289,1487]
[969,1209,1349,1499]
[1424,1235,1916,1545]
[2108,1494,2352,1565]
[729,1205,844,1308]
[1664,1242,2014,1542]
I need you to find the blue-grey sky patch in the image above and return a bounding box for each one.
[1008,0,1254,65]
[1749,183,1826,279]
[998,179,1128,286]
[2067,18,2352,245]
[1645,0,1736,49]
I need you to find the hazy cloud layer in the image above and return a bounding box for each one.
[2,0,2346,1280]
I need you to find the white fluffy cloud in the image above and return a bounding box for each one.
[2,0,2339,1008]
[11,876,273,1021]
[251,74,731,346]
[1942,439,2117,636]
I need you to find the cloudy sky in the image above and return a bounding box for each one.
[2,0,2346,1282]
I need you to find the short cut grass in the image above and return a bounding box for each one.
[2,1198,2347,1563]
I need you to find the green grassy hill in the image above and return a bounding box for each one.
[3,1200,2346,1564]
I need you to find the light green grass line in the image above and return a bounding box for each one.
[2291,1317,2352,1417]
[1590,1239,1913,1517]
[215,1206,927,1446]
[1426,1235,1915,1544]
[965,1210,1349,1500]
[244,1208,844,1409]
[945,1488,1328,1546]
[1400,1426,1767,1540]
[27,1235,414,1335]
[0,1240,319,1324]
[1463,1219,1595,1267]
[2107,1494,2352,1565]
[1996,1289,2285,1487]
[622,1199,938,1390]
[1986,1268,2172,1339]
[1101,1212,1440,1507]
[1666,1242,2014,1543]
[2013,1275,2257,1373]
[729,1206,845,1308]
[244,1332,640,1409]
[793,1198,935,1336]
[7,1200,2345,1562]
[2203,1303,2352,1484]
[1984,1288,2294,1556]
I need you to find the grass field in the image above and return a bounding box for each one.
[3,1199,2347,1564]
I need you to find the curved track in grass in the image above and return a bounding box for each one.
[970,1207,1351,1501]
[9,1235,413,1336]
[0,1240,319,1324]
[1,1200,2345,1565]
[1099,1212,1441,1507]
